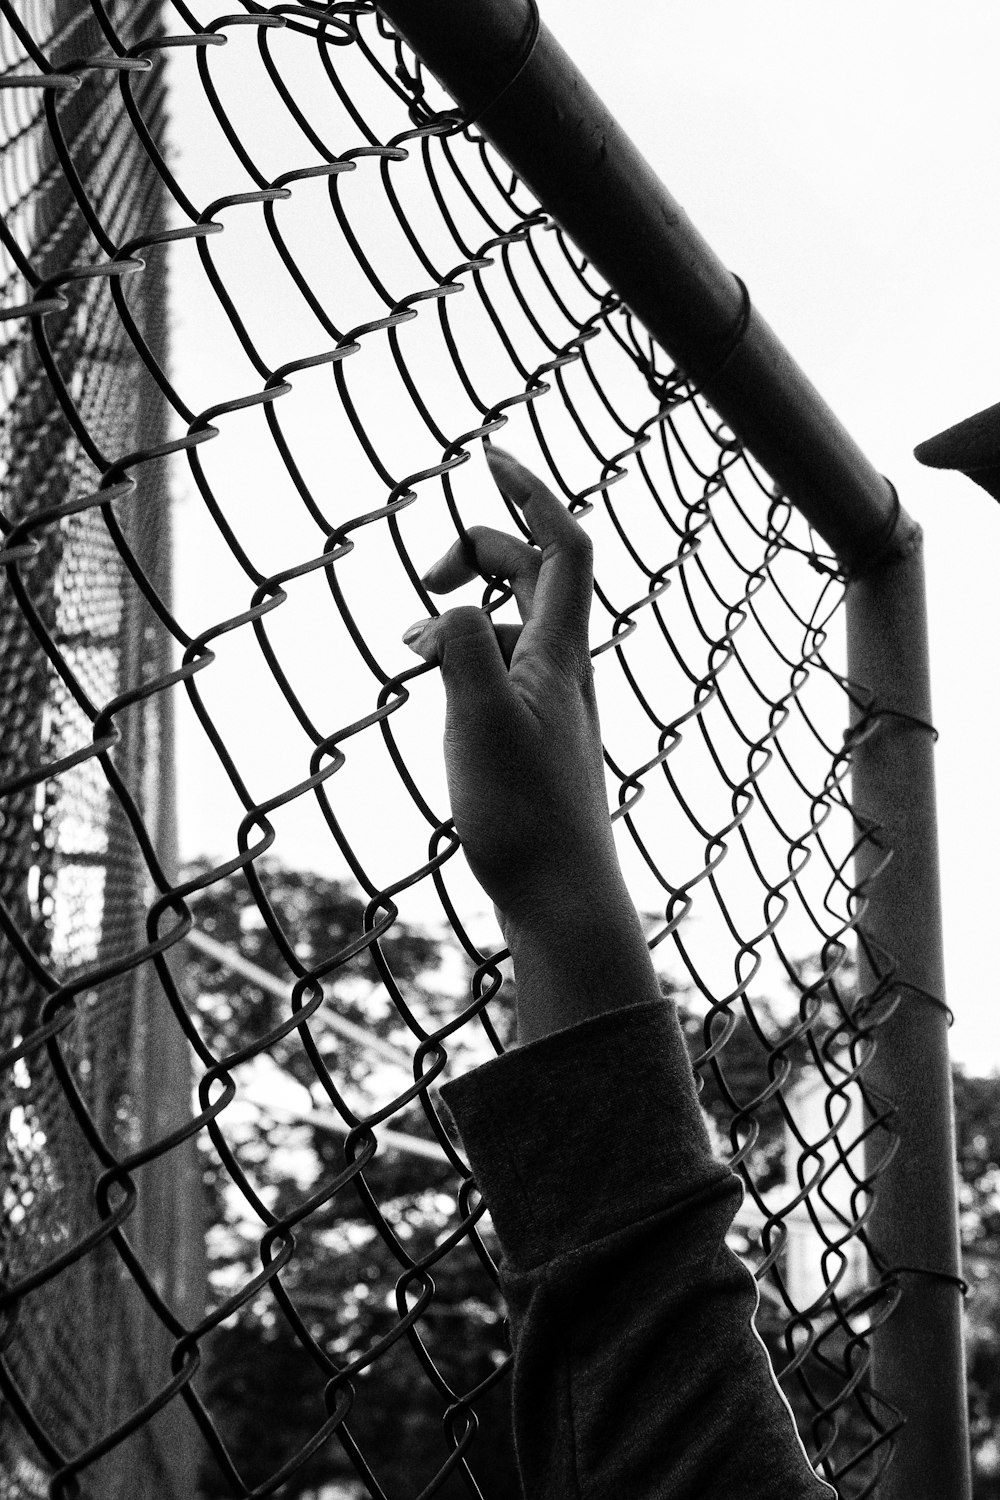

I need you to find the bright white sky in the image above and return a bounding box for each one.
[168,0,1000,1071]
[534,0,1000,1068]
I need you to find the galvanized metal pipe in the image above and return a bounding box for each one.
[377,0,899,575]
[846,526,971,1500]
[376,3,972,1495]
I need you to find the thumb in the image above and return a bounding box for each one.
[403,605,511,708]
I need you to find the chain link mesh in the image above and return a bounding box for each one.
[2,4,908,1497]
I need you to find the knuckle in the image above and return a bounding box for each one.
[545,523,592,570]
[443,603,490,635]
[437,605,492,665]
[566,523,593,560]
[437,605,502,687]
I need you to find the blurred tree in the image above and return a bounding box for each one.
[180,857,518,1499]
[953,1067,1000,1500]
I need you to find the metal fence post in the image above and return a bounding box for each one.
[846,522,972,1500]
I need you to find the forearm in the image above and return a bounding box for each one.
[502,871,663,1046]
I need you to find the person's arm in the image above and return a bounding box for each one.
[404,447,834,1499]
[405,445,661,1039]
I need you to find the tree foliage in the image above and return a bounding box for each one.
[953,1068,1000,1498]
[182,858,517,1499]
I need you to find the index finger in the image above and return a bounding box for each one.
[486,446,594,655]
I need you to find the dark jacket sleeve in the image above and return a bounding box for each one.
[439,999,836,1500]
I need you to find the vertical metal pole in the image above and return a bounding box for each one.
[846,521,972,1500]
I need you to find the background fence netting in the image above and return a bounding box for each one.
[1,4,904,1497]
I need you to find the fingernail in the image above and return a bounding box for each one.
[402,617,431,649]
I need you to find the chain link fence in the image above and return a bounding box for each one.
[1,3,928,1496]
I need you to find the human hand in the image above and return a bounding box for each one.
[402,449,617,927]
[401,444,629,942]
[405,448,661,1041]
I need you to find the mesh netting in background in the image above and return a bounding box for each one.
[1,4,201,1497]
[2,4,900,1497]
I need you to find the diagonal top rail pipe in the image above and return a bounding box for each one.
[375,5,972,1498]
[377,0,901,576]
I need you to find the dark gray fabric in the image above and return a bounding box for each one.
[441,1000,836,1499]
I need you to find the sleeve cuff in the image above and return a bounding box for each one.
[440,998,737,1270]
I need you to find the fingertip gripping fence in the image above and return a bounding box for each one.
[0,4,964,1499]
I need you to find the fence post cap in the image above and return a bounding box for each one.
[914,400,1000,500]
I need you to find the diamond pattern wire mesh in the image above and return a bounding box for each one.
[1,4,903,1497]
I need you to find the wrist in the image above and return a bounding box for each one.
[501,886,663,1046]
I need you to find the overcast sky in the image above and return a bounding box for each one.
[530,0,1000,1067]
